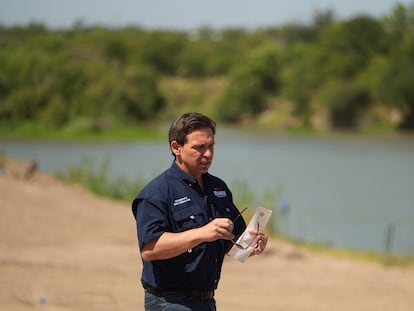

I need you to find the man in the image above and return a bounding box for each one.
[132,112,268,310]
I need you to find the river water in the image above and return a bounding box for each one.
[1,130,414,255]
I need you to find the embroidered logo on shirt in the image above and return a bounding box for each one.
[213,189,227,198]
[173,196,191,206]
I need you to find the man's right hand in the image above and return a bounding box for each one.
[141,218,235,261]
[200,218,235,242]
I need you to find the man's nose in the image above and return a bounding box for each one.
[203,148,213,157]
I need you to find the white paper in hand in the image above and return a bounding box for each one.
[228,206,272,263]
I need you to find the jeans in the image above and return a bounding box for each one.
[144,291,216,311]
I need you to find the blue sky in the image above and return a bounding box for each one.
[0,0,412,30]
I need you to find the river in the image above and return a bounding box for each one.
[1,130,414,255]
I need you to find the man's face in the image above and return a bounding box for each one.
[174,128,215,180]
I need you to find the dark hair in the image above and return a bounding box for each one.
[168,112,216,148]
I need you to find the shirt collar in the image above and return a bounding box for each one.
[170,161,210,187]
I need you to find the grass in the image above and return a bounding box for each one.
[56,156,147,202]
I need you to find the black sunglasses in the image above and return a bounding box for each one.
[232,207,248,225]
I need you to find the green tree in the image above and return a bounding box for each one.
[316,16,386,80]
[383,2,414,46]
[214,44,281,122]
[317,79,371,128]
[280,43,320,126]
[138,31,187,75]
[118,64,165,121]
[378,30,414,129]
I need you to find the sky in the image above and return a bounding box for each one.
[0,0,412,30]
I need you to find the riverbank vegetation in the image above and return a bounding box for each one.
[1,3,414,139]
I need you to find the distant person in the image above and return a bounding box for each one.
[132,112,268,310]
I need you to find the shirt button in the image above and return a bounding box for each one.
[188,249,192,253]
[190,215,195,220]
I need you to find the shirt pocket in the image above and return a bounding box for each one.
[212,198,235,219]
[171,205,204,232]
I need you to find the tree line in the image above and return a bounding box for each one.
[1,2,414,133]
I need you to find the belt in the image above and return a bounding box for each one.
[144,287,215,300]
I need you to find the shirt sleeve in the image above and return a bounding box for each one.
[133,195,170,251]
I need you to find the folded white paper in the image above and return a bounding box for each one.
[228,206,272,263]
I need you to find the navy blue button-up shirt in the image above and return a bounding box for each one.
[132,162,246,291]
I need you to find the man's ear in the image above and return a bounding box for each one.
[170,140,181,156]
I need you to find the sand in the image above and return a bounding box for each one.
[1,163,413,311]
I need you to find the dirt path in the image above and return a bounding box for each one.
[1,166,413,311]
